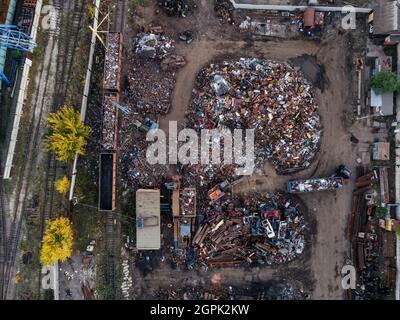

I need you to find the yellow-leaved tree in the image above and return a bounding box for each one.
[55,176,71,194]
[40,217,73,266]
[45,106,91,161]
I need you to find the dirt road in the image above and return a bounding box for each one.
[130,0,370,300]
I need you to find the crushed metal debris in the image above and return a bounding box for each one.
[157,0,192,17]
[190,192,306,267]
[185,58,322,175]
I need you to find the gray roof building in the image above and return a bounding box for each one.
[374,0,400,36]
[136,189,161,250]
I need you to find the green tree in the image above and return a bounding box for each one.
[370,70,400,94]
[45,106,91,161]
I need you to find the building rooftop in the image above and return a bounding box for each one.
[372,142,390,161]
[371,89,394,116]
[373,1,400,36]
[136,189,161,250]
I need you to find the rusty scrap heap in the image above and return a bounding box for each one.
[118,31,185,188]
[102,95,118,151]
[135,32,175,60]
[125,31,185,116]
[118,125,169,189]
[157,0,192,17]
[104,33,122,91]
[125,57,176,115]
[214,0,234,24]
[193,192,306,267]
[180,188,196,216]
[186,58,321,173]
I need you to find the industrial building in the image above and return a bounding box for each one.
[0,0,17,85]
[136,189,161,250]
[372,142,390,161]
[373,0,400,36]
[370,90,394,116]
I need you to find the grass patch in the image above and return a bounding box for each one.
[75,162,98,205]
[127,0,149,27]
[73,203,104,252]
[120,194,136,245]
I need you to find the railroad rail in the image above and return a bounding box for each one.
[1,0,85,300]
[104,211,118,299]
[100,0,125,299]
[114,0,126,33]
[0,171,7,299]
[1,0,62,297]
[36,0,85,299]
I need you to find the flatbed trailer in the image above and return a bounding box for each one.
[287,176,344,194]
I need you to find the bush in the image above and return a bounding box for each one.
[370,70,400,94]
[55,176,71,194]
[45,106,91,161]
[40,217,73,266]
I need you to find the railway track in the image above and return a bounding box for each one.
[39,0,85,224]
[101,0,126,300]
[39,156,57,233]
[36,0,85,299]
[114,0,126,33]
[0,171,7,299]
[56,0,85,106]
[0,0,85,299]
[1,5,63,297]
[104,212,118,299]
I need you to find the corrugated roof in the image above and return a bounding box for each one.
[303,8,316,28]
[136,189,161,250]
[372,142,390,161]
[370,89,394,116]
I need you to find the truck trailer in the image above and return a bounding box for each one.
[287,176,344,194]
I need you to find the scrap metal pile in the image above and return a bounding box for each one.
[102,94,118,151]
[181,165,238,212]
[192,192,306,267]
[156,286,229,300]
[180,188,196,216]
[103,33,122,91]
[157,0,192,17]
[154,281,309,300]
[135,32,174,60]
[125,31,184,115]
[264,281,310,300]
[120,31,181,189]
[125,57,176,115]
[118,122,169,189]
[214,0,234,24]
[185,58,321,175]
[288,177,343,193]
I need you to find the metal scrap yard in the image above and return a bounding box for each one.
[0,0,399,307]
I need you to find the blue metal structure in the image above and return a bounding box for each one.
[0,24,36,85]
[8,54,22,84]
[0,24,36,51]
[110,99,130,115]
[0,68,10,85]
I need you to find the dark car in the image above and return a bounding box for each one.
[178,30,193,44]
[336,165,352,179]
